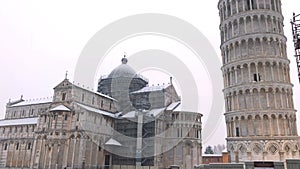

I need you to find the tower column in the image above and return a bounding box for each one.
[233,45,236,61]
[286,90,290,108]
[230,70,234,86]
[277,62,281,81]
[227,71,230,86]
[250,91,254,110]
[261,38,264,55]
[258,90,262,109]
[230,0,233,16]
[255,63,259,81]
[241,66,244,83]
[266,90,270,107]
[274,90,277,109]
[271,63,275,81]
[248,64,251,82]
[276,115,281,135]
[263,63,267,81]
[250,16,254,33]
[236,93,240,110]
[235,68,238,84]
[283,66,287,82]
[236,0,239,13]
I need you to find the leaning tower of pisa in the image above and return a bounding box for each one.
[218,0,300,162]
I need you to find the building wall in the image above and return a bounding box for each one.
[161,111,202,169]
[6,102,51,119]
[53,79,118,113]
[202,156,223,164]
[0,124,35,168]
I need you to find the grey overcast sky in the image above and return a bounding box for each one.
[0,0,300,147]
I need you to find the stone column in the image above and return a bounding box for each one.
[236,0,239,13]
[71,139,76,168]
[250,16,254,33]
[242,0,245,11]
[250,91,254,110]
[230,70,234,86]
[258,90,261,108]
[263,63,266,81]
[89,141,93,167]
[136,113,144,166]
[9,143,14,167]
[249,0,253,10]
[271,63,274,81]
[63,139,70,167]
[269,115,273,136]
[37,139,44,168]
[235,68,238,84]
[21,142,26,168]
[255,63,259,81]
[286,91,290,109]
[267,39,271,55]
[241,66,244,83]
[49,144,54,169]
[261,38,265,55]
[43,144,48,169]
[283,66,286,82]
[266,90,270,107]
[248,64,252,82]
[224,0,228,18]
[236,93,240,110]
[277,63,281,81]
[233,45,236,61]
[274,91,277,109]
[56,144,60,169]
[226,72,229,86]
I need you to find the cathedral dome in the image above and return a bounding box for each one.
[98,57,147,102]
[107,57,136,79]
[97,57,148,112]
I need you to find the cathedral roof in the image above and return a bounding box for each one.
[105,138,122,146]
[50,105,71,112]
[107,57,136,79]
[166,101,181,111]
[0,117,38,127]
[76,103,116,118]
[130,84,171,94]
[120,107,166,118]
[10,97,52,107]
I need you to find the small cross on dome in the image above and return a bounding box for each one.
[121,52,128,64]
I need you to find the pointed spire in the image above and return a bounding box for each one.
[65,71,68,79]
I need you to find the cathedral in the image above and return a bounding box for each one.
[0,57,202,169]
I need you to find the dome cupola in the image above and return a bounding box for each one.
[97,56,148,112]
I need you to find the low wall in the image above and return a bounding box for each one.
[196,163,244,169]
[112,165,159,169]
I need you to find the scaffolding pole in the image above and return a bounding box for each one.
[291,13,300,83]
